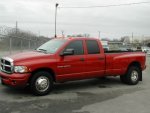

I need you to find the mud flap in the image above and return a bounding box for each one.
[139,72,142,81]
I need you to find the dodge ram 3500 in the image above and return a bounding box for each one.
[0,38,146,95]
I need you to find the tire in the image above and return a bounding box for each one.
[120,66,141,85]
[30,71,53,96]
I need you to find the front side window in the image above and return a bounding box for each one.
[86,40,100,54]
[64,40,84,55]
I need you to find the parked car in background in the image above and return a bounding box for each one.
[142,46,150,53]
[118,47,128,51]
[103,45,109,51]
[101,41,109,51]
[147,50,150,55]
[119,47,133,51]
[136,46,142,52]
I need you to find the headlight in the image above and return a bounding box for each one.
[14,66,28,73]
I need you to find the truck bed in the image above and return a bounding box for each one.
[104,51,145,76]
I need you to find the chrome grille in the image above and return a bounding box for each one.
[0,57,14,74]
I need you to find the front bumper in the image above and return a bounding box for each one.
[0,71,31,87]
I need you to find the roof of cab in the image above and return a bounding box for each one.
[53,37,100,41]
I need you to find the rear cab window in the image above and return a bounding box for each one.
[86,40,100,54]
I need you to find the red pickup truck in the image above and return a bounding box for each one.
[0,38,146,95]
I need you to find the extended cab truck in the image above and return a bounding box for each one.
[0,38,146,95]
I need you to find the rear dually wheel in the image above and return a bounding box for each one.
[120,66,141,85]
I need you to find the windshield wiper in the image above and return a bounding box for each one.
[36,49,47,53]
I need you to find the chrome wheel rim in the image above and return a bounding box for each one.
[35,76,50,92]
[131,70,138,82]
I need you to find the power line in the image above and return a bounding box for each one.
[59,1,150,9]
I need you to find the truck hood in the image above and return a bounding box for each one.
[8,51,53,63]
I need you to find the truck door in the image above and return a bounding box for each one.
[84,40,105,78]
[57,40,85,81]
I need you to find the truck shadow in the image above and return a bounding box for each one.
[53,77,123,93]
[1,77,125,96]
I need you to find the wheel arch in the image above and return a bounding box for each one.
[28,68,56,84]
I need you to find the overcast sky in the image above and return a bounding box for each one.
[0,0,150,39]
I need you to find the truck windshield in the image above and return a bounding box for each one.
[36,39,67,54]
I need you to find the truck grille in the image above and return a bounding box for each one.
[0,57,14,74]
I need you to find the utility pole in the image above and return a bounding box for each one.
[61,30,64,37]
[132,32,133,48]
[132,32,133,43]
[142,35,145,46]
[16,21,18,34]
[38,31,41,37]
[98,31,101,39]
[55,3,59,38]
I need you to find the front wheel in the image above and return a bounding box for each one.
[30,71,53,96]
[120,66,141,85]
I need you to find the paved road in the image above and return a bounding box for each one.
[0,56,149,113]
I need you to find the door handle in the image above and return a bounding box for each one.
[80,58,85,61]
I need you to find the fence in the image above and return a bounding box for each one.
[0,26,49,57]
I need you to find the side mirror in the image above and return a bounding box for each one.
[60,49,74,56]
